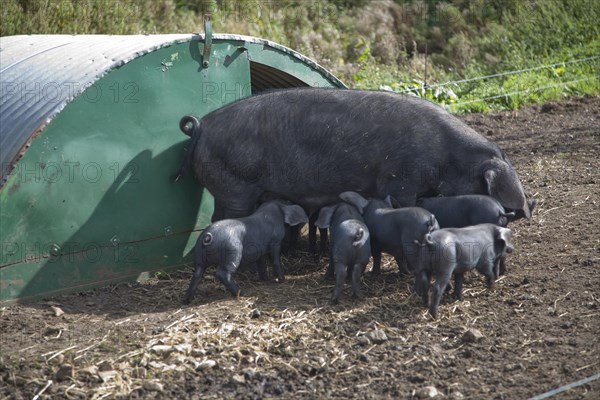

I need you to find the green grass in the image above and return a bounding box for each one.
[2,0,599,112]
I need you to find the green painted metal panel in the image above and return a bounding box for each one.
[0,36,344,304]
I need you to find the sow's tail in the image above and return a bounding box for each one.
[174,115,202,182]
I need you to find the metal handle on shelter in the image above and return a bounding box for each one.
[202,14,213,68]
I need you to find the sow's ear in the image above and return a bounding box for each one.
[281,205,309,226]
[314,206,336,229]
[482,157,530,218]
[339,191,369,214]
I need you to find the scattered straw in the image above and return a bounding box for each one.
[575,363,598,372]
[32,380,52,400]
[44,345,78,361]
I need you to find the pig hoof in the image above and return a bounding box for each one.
[182,296,193,305]
[329,298,340,305]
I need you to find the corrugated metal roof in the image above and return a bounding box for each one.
[0,34,192,182]
[0,33,345,183]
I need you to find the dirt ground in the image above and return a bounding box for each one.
[1,96,599,399]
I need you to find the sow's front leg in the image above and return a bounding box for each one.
[308,211,328,255]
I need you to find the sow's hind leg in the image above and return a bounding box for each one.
[207,172,263,219]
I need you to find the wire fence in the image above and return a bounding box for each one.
[389,55,599,111]
[428,56,599,89]
[528,372,600,400]
[448,75,599,109]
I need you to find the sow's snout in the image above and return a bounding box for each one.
[512,198,537,220]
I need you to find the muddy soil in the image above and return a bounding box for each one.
[1,96,599,399]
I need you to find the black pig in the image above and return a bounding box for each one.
[415,224,514,318]
[183,200,308,304]
[340,191,438,276]
[176,88,533,221]
[315,201,371,304]
[417,194,515,228]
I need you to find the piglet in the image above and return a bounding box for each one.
[340,191,438,276]
[415,223,514,318]
[315,201,371,304]
[417,194,515,228]
[183,200,308,304]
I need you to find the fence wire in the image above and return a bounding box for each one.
[425,56,599,90]
[528,372,600,400]
[447,75,600,108]
[391,55,599,108]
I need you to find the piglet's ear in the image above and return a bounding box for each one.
[495,227,514,253]
[314,206,336,229]
[282,205,309,226]
[339,191,369,214]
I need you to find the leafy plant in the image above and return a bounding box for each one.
[380,79,459,105]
